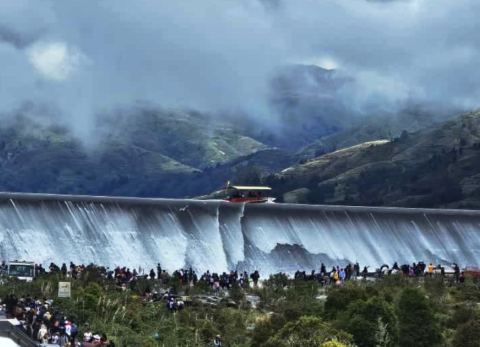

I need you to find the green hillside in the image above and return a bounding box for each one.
[2,104,480,209]
[0,109,270,197]
[267,110,480,208]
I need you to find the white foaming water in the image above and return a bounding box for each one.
[0,337,20,347]
[0,193,479,274]
[218,203,246,267]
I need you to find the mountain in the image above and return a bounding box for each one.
[0,64,355,198]
[296,106,451,161]
[250,64,353,149]
[2,107,480,209]
[0,64,473,206]
[99,107,268,169]
[0,109,275,197]
[266,110,480,208]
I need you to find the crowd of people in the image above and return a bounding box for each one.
[28,260,468,303]
[0,258,472,346]
[2,259,469,290]
[172,268,260,291]
[0,261,265,347]
[2,259,469,291]
[1,294,114,346]
[42,262,263,292]
[292,261,466,285]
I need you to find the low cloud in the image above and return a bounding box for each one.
[0,0,479,139]
[28,41,88,81]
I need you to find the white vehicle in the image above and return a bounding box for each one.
[7,261,35,282]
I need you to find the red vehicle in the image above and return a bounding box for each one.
[224,185,275,203]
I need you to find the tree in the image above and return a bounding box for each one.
[324,285,366,319]
[396,288,441,347]
[338,298,397,347]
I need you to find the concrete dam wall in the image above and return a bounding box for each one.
[0,192,479,274]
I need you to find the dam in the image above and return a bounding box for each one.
[0,192,479,274]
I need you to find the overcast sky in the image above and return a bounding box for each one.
[0,0,479,138]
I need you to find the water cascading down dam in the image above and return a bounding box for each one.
[0,192,479,274]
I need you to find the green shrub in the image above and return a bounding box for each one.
[397,287,441,347]
[453,319,480,347]
[324,285,366,319]
[337,298,397,347]
[424,276,446,302]
[199,320,219,344]
[448,304,477,328]
[321,341,349,347]
[264,315,353,347]
[251,313,286,346]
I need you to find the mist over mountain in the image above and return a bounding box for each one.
[1,0,479,135]
[0,108,277,197]
[267,65,351,148]
[1,0,480,206]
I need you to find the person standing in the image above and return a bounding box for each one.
[453,263,460,283]
[427,263,434,277]
[353,262,360,280]
[250,270,260,287]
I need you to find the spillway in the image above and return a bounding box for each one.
[0,192,479,274]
